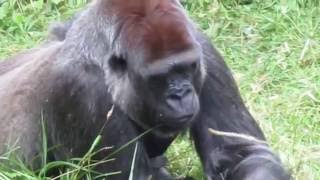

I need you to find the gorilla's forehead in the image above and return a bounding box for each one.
[101,0,197,63]
[137,16,197,63]
[100,0,180,15]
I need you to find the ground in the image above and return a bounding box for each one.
[0,0,319,179]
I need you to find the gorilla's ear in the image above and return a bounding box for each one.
[108,54,127,72]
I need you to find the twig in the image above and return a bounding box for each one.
[128,142,139,180]
[98,105,115,135]
[208,128,267,144]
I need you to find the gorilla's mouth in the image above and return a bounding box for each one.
[173,114,194,124]
[160,114,195,129]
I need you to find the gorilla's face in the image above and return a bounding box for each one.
[127,47,203,131]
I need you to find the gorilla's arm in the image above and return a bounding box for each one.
[43,60,111,159]
[41,57,155,179]
[191,33,290,180]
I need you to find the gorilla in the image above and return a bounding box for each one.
[0,0,290,179]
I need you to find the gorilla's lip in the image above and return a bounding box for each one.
[161,114,194,127]
[174,114,194,123]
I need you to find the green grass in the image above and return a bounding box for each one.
[0,0,319,179]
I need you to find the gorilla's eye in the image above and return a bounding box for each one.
[191,62,198,71]
[109,54,127,72]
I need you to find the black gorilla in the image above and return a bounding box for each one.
[0,0,290,179]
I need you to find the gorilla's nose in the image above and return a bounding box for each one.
[166,86,195,115]
[166,84,192,101]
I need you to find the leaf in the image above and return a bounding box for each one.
[51,0,63,5]
[34,0,44,10]
[0,2,9,20]
[13,14,24,24]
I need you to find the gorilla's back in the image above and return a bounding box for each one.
[0,42,62,164]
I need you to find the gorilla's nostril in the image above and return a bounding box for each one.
[185,88,192,96]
